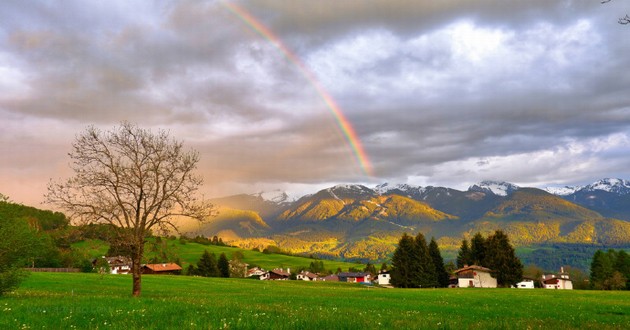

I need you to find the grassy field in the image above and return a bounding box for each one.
[2,272,629,329]
[72,239,365,272]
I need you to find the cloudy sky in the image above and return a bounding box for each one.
[2,0,630,205]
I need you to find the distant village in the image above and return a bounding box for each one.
[94,255,574,290]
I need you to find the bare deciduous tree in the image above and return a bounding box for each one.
[46,122,215,296]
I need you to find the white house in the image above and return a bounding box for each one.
[246,267,267,279]
[376,271,391,286]
[454,265,497,288]
[296,271,318,281]
[542,268,573,290]
[93,256,132,274]
[514,278,535,289]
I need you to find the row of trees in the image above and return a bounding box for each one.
[590,249,630,290]
[390,233,449,288]
[187,250,230,278]
[456,230,523,287]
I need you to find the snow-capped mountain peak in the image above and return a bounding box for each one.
[544,186,581,196]
[583,178,630,194]
[252,190,293,204]
[468,181,519,196]
[374,183,423,195]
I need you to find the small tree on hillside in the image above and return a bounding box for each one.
[45,122,216,296]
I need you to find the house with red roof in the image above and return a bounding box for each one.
[141,263,182,275]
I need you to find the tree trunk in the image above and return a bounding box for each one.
[131,243,144,297]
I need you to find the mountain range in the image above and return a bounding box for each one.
[177,178,630,263]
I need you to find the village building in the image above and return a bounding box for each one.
[296,271,319,281]
[514,278,536,289]
[93,256,132,274]
[376,271,391,286]
[247,267,267,279]
[542,268,573,290]
[338,272,372,283]
[267,268,291,280]
[141,263,182,275]
[319,274,339,282]
[454,265,497,288]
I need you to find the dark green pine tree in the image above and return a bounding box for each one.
[390,233,419,288]
[456,239,472,269]
[614,250,630,290]
[197,250,219,277]
[590,250,615,289]
[470,232,487,267]
[484,230,523,287]
[414,233,437,288]
[218,252,230,278]
[428,237,450,288]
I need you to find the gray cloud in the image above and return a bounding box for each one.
[1,0,630,205]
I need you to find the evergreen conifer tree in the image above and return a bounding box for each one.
[428,237,450,288]
[414,233,437,288]
[484,230,523,287]
[590,250,614,289]
[390,233,418,288]
[218,252,230,278]
[197,250,219,277]
[456,239,472,268]
[470,232,487,266]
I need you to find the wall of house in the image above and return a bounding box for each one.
[458,272,497,288]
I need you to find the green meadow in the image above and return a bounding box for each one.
[2,272,629,329]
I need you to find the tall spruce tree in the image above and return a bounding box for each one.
[391,233,418,288]
[484,230,523,287]
[218,252,230,278]
[197,250,219,277]
[428,237,449,288]
[414,233,437,288]
[456,239,472,268]
[470,233,487,266]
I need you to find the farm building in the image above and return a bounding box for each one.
[454,265,497,288]
[338,272,372,283]
[141,263,182,275]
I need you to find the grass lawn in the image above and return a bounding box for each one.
[1,272,629,329]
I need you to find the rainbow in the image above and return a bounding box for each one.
[223,1,373,176]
